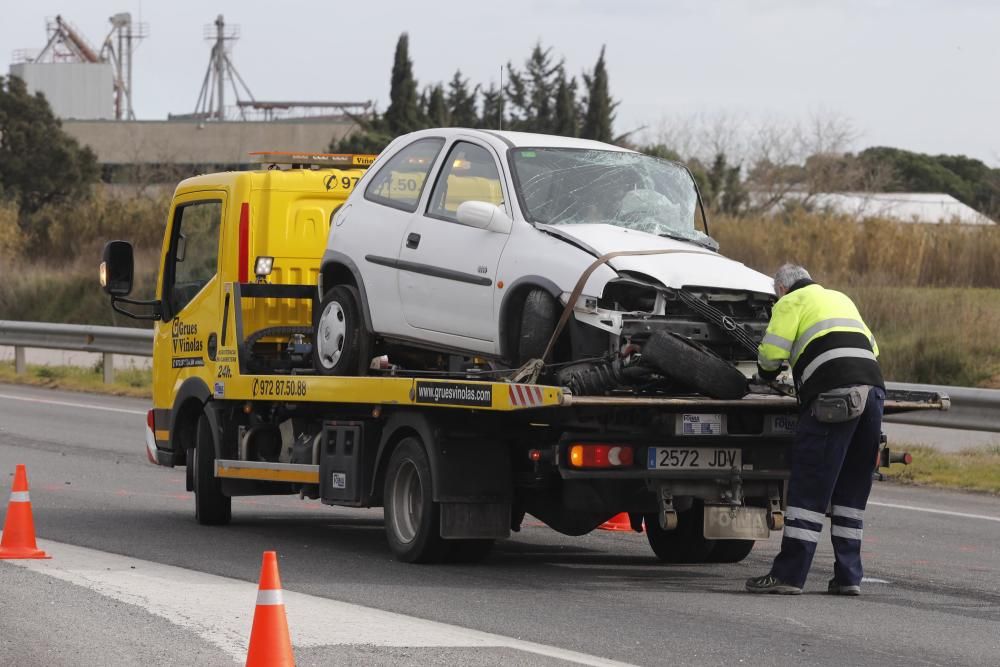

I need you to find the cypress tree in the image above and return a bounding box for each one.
[553,72,578,138]
[447,70,478,128]
[478,83,503,130]
[384,33,421,135]
[581,46,615,142]
[424,84,448,127]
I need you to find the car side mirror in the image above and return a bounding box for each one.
[455,201,513,234]
[100,240,135,296]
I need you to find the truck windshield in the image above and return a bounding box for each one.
[510,148,711,246]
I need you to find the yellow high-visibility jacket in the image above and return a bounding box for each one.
[757,281,884,406]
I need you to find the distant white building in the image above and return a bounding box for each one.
[776,192,995,225]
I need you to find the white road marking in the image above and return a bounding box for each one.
[868,501,1000,523]
[862,578,891,585]
[0,393,145,416]
[5,537,635,667]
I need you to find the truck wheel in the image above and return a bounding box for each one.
[708,539,754,563]
[193,412,231,525]
[644,502,715,564]
[517,289,558,364]
[641,330,747,400]
[383,437,448,563]
[314,285,369,376]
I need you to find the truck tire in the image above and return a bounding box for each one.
[708,539,755,563]
[641,330,747,400]
[644,502,715,564]
[517,289,558,364]
[314,285,368,376]
[193,412,231,525]
[383,437,448,563]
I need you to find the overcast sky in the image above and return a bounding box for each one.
[3,0,998,164]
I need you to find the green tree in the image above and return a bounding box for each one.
[504,44,562,132]
[580,46,615,142]
[553,71,578,138]
[447,70,478,128]
[0,75,98,219]
[478,83,503,130]
[383,33,421,135]
[423,84,448,127]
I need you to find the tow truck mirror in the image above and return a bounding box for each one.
[100,240,135,297]
[456,201,512,234]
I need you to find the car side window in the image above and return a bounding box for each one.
[364,138,445,212]
[166,200,222,315]
[427,142,504,222]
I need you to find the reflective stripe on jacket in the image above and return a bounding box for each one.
[757,281,884,406]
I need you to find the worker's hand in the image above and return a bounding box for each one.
[748,373,766,387]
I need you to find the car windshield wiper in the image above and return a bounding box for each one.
[658,230,719,251]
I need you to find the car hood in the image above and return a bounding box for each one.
[545,223,775,295]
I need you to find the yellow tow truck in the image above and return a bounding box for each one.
[99,152,944,563]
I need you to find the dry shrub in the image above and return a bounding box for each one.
[713,212,1000,288]
[21,189,168,261]
[0,200,28,262]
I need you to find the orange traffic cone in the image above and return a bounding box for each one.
[598,512,643,532]
[0,464,50,559]
[245,551,294,667]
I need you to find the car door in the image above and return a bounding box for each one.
[341,137,445,336]
[397,140,511,344]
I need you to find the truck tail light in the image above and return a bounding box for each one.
[238,202,250,283]
[568,443,634,469]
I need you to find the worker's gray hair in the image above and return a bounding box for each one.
[773,264,811,291]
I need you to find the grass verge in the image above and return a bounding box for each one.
[884,445,1000,495]
[0,361,151,399]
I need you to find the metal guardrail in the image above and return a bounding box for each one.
[884,382,999,433]
[0,320,153,384]
[1,321,997,433]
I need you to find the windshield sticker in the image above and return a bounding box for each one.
[415,382,493,407]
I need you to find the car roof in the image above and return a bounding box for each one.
[400,127,634,153]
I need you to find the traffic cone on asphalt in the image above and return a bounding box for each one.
[245,551,294,667]
[0,464,50,559]
[598,512,643,532]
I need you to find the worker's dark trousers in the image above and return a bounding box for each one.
[770,387,885,588]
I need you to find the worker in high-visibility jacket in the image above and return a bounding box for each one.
[746,263,885,596]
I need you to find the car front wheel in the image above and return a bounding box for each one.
[314,285,369,375]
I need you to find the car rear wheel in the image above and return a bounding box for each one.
[641,330,747,400]
[314,285,369,375]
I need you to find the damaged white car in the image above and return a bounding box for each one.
[315,128,776,398]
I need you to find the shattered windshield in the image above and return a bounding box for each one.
[510,148,711,245]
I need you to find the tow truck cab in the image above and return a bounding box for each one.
[101,152,374,466]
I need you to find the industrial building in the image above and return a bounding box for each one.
[9,13,366,179]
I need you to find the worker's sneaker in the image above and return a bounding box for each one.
[827,579,861,596]
[745,574,802,595]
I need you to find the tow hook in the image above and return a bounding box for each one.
[658,486,678,531]
[767,486,784,531]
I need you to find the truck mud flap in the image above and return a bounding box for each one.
[440,502,511,539]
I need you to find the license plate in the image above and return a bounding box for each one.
[679,413,723,435]
[647,447,741,470]
[703,505,770,540]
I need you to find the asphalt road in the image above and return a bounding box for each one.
[1,383,998,666]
